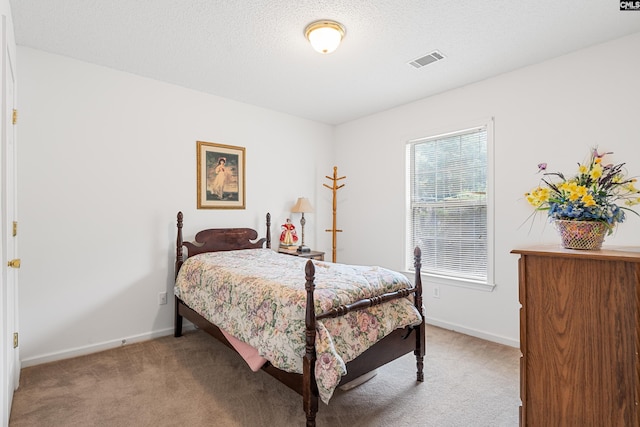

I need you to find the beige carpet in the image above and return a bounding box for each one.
[9,325,520,427]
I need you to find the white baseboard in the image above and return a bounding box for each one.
[425,317,519,348]
[20,324,197,368]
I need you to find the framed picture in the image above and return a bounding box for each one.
[196,141,246,209]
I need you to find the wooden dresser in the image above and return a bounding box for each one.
[511,245,640,426]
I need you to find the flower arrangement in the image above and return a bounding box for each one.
[525,147,640,235]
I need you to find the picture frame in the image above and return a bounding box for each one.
[196,141,246,209]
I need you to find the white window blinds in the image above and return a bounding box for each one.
[408,126,488,282]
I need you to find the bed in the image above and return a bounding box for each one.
[173,211,425,426]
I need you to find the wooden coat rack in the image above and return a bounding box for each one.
[323,166,346,263]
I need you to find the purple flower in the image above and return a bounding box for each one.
[593,148,613,159]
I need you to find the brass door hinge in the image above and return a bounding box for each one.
[13,333,18,348]
[12,109,17,125]
[13,221,17,237]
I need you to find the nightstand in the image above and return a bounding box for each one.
[278,247,325,261]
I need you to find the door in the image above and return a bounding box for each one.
[1,14,18,426]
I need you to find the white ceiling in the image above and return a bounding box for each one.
[9,1,640,125]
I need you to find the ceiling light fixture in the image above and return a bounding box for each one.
[304,20,346,54]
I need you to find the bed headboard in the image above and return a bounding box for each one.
[175,211,271,277]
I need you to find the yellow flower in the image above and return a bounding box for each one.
[567,185,588,202]
[578,164,588,174]
[559,181,578,193]
[590,163,603,180]
[568,191,581,201]
[581,194,596,206]
[525,187,550,207]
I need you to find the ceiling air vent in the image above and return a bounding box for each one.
[408,50,445,69]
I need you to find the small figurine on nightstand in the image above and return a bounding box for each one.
[279,218,298,249]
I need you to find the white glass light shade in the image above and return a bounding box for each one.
[304,20,345,54]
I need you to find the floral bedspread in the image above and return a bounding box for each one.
[174,248,422,403]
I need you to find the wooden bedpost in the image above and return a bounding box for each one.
[413,246,425,382]
[175,212,184,279]
[303,260,319,427]
[174,212,184,337]
[266,212,271,249]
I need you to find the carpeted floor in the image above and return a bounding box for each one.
[9,325,520,427]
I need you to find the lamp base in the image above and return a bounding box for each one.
[297,245,311,253]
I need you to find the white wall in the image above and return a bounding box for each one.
[334,32,640,346]
[16,47,334,365]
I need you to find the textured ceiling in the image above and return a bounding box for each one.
[9,1,640,125]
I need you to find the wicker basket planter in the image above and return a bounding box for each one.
[554,219,608,250]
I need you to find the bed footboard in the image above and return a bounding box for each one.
[302,247,425,425]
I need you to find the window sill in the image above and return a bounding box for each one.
[404,270,496,292]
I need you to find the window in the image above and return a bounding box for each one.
[407,121,493,288]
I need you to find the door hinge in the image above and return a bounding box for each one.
[13,333,18,348]
[12,109,17,125]
[13,221,17,237]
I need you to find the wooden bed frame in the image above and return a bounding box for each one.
[173,211,425,426]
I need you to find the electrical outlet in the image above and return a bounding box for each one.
[433,286,440,299]
[158,292,167,305]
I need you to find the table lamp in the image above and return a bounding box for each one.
[291,197,313,253]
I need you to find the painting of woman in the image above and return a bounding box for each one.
[210,157,227,199]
